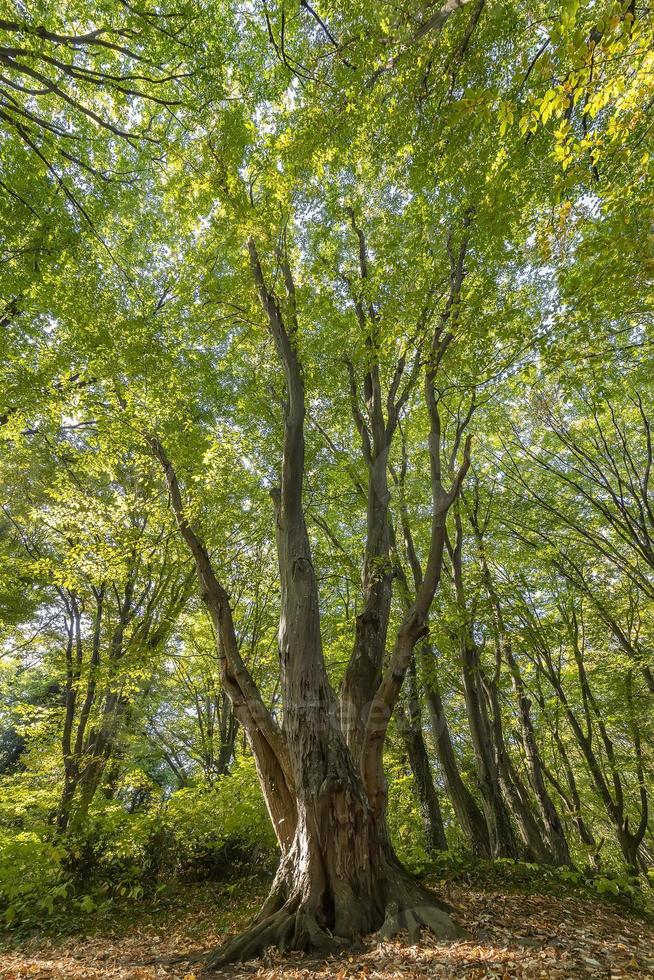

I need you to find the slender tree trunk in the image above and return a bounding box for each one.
[396,663,447,853]
[422,666,490,856]
[339,210,419,761]
[393,420,486,857]
[458,639,519,858]
[541,753,600,867]
[471,517,570,866]
[538,647,646,874]
[486,679,552,863]
[448,506,519,858]
[505,663,570,865]
[216,690,238,775]
[549,726,598,857]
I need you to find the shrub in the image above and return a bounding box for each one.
[386,769,432,874]
[165,756,277,878]
[0,831,68,927]
[0,755,276,933]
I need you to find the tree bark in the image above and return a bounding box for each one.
[396,662,447,853]
[152,235,467,968]
[448,507,520,858]
[422,661,491,856]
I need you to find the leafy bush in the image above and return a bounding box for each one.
[0,756,276,933]
[386,769,432,874]
[0,831,68,927]
[165,756,277,878]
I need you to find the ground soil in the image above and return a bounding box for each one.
[2,876,654,978]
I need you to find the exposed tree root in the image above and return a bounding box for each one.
[376,875,465,944]
[377,899,460,943]
[203,878,463,973]
[204,899,339,972]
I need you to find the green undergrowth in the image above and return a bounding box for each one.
[423,853,654,917]
[0,757,277,939]
[4,854,653,953]
[0,873,271,949]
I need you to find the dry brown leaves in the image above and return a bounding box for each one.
[1,881,654,979]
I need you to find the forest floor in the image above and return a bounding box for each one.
[2,872,654,979]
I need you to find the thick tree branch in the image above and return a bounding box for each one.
[147,432,295,848]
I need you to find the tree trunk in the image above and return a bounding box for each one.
[392,410,483,856]
[396,663,447,853]
[460,645,519,858]
[449,505,520,858]
[208,746,457,969]
[471,516,571,866]
[151,238,470,968]
[340,449,393,759]
[422,666,490,856]
[485,677,556,864]
[216,689,238,776]
[542,656,645,874]
[506,666,570,865]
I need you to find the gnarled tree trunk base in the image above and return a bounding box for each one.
[205,862,463,972]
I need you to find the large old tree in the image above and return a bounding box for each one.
[148,220,474,962]
[1,0,652,967]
